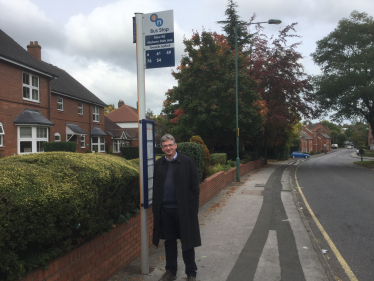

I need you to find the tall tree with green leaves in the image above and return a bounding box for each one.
[162,31,265,150]
[311,11,374,141]
[217,0,252,51]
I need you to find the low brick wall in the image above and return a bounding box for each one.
[20,158,265,281]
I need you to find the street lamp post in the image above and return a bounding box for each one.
[235,19,281,182]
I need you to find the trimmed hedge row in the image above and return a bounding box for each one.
[210,153,227,165]
[120,146,163,159]
[177,142,204,182]
[44,141,76,152]
[0,152,139,281]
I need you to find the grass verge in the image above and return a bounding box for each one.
[353,161,374,168]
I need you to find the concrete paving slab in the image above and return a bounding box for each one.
[108,164,331,281]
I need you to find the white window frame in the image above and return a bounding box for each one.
[57,97,63,111]
[81,135,85,148]
[54,132,61,142]
[113,139,124,153]
[78,103,83,115]
[93,106,99,122]
[18,126,48,154]
[91,136,105,152]
[0,122,4,147]
[23,72,39,102]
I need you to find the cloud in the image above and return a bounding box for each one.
[0,0,64,49]
[63,0,164,69]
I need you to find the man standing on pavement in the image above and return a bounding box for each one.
[152,134,201,281]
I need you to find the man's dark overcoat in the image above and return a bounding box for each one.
[152,151,201,251]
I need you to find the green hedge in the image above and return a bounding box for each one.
[0,152,139,281]
[210,153,227,165]
[120,146,161,159]
[120,146,139,159]
[177,142,204,182]
[155,147,163,154]
[44,141,76,152]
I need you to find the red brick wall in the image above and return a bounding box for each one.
[19,158,265,281]
[50,94,105,153]
[0,60,106,156]
[0,61,50,156]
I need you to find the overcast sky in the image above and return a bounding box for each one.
[1,0,373,117]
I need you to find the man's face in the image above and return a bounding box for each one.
[161,139,177,159]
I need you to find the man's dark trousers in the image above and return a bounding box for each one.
[160,207,197,277]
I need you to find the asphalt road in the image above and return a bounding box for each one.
[296,149,374,281]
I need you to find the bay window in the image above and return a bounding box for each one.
[113,139,124,153]
[91,136,105,152]
[18,126,48,154]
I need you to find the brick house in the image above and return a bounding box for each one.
[104,100,146,149]
[299,130,313,152]
[0,29,107,157]
[306,123,330,135]
[104,116,134,155]
[301,125,331,153]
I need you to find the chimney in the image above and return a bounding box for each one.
[27,41,42,61]
[118,100,125,108]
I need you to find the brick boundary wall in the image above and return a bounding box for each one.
[20,158,265,281]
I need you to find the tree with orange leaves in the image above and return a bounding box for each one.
[162,30,265,151]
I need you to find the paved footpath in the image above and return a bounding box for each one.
[110,162,333,281]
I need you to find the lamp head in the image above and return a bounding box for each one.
[268,19,282,24]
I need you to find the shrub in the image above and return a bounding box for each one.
[177,142,204,181]
[210,153,227,165]
[120,146,139,159]
[227,160,236,167]
[155,147,163,154]
[310,151,315,155]
[0,152,139,281]
[44,141,76,152]
[190,136,210,178]
[109,145,113,155]
[206,163,232,177]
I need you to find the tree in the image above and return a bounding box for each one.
[311,11,374,141]
[337,133,347,146]
[162,31,265,150]
[249,22,314,162]
[343,122,369,146]
[320,120,340,132]
[217,0,252,51]
[146,108,154,118]
[152,114,172,145]
[104,104,115,115]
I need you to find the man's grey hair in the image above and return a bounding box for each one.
[161,134,175,144]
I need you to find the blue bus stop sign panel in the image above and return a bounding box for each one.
[146,48,175,69]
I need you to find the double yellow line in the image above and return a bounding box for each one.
[294,165,358,281]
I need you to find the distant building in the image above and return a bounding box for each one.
[298,123,331,153]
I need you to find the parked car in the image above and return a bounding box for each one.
[290,151,310,158]
[347,145,352,149]
[331,144,338,149]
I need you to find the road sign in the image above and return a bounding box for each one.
[143,10,175,69]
